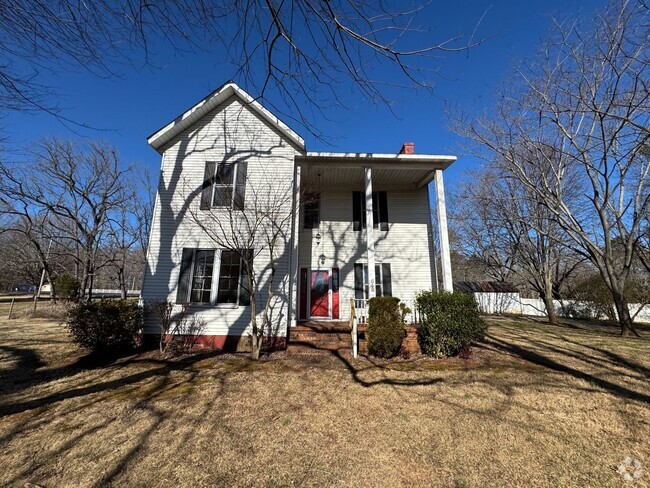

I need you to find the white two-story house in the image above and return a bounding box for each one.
[141,82,454,349]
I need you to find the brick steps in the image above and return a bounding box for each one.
[286,323,420,356]
[287,322,353,355]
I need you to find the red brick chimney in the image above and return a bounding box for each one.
[399,142,414,154]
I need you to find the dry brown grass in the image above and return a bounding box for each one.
[0,296,70,320]
[0,315,648,487]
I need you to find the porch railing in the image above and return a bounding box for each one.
[351,298,420,325]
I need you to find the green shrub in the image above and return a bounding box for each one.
[56,273,80,300]
[367,296,405,359]
[66,300,142,354]
[415,291,485,358]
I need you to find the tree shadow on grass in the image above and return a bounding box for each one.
[478,333,650,404]
[0,349,226,417]
[286,340,444,388]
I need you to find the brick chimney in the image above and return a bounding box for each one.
[399,142,414,154]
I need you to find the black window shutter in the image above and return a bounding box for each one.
[354,263,364,299]
[234,161,247,210]
[200,161,216,209]
[176,248,194,304]
[379,192,389,231]
[352,191,361,231]
[382,263,392,297]
[239,249,253,306]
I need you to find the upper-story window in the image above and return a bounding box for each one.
[303,193,320,229]
[352,191,389,231]
[200,161,247,211]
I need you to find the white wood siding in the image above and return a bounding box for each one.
[141,96,301,336]
[298,187,434,320]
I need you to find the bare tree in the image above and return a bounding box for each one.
[0,139,134,301]
[454,166,583,325]
[454,0,650,336]
[186,163,302,360]
[0,1,486,135]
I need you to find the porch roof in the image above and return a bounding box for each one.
[296,152,456,170]
[295,151,456,188]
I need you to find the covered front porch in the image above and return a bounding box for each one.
[287,298,421,356]
[288,149,456,327]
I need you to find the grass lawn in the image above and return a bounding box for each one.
[0,315,648,487]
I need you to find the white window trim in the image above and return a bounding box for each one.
[211,162,240,210]
[214,250,244,307]
[187,249,245,307]
[187,249,216,305]
[360,192,386,230]
[361,262,383,299]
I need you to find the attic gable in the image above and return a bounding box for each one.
[147,82,305,153]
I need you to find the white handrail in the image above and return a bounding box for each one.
[351,297,420,325]
[352,316,358,358]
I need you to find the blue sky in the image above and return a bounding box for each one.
[3,0,605,192]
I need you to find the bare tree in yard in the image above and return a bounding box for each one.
[0,225,44,290]
[106,210,141,299]
[639,204,650,273]
[0,198,74,297]
[0,1,486,134]
[451,174,518,284]
[455,1,650,336]
[105,174,154,298]
[0,139,134,301]
[454,165,583,325]
[185,160,304,360]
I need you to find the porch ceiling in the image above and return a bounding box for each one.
[296,152,456,189]
[300,165,436,189]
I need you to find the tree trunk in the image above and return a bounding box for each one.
[543,294,560,325]
[250,296,262,360]
[542,277,559,325]
[46,272,56,302]
[118,268,127,300]
[612,292,639,337]
[80,270,89,302]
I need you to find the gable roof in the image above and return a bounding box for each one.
[147,81,305,153]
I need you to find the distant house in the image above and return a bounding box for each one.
[140,82,455,348]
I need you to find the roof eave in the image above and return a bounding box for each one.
[147,82,306,153]
[295,152,457,171]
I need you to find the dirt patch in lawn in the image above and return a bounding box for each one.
[0,316,648,487]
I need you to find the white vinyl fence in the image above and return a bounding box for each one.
[471,292,650,324]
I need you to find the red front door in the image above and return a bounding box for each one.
[310,270,330,317]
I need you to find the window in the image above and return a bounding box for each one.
[217,251,241,304]
[354,262,392,299]
[352,191,388,231]
[176,248,253,306]
[303,193,320,229]
[363,264,382,299]
[200,161,247,210]
[190,250,215,303]
[212,162,234,207]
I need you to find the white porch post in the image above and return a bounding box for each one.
[434,170,453,292]
[365,167,376,298]
[289,164,301,326]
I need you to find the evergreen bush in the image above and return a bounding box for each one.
[367,296,405,359]
[56,273,80,300]
[66,300,142,354]
[415,291,485,358]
